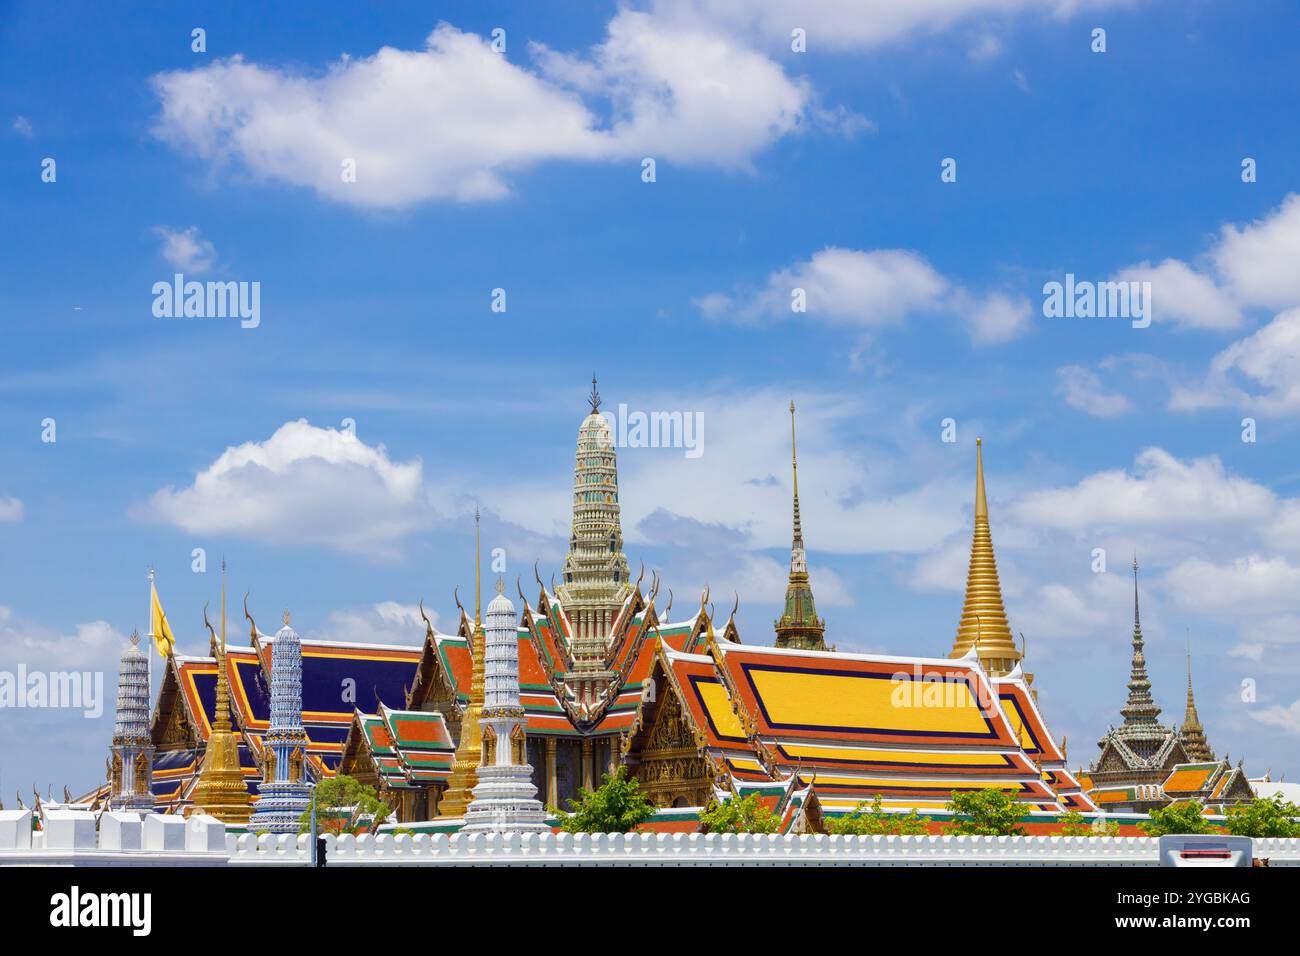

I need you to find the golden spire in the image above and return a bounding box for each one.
[774,400,826,651]
[950,439,1020,675]
[439,513,487,817]
[1179,632,1215,761]
[189,559,253,823]
[474,506,482,627]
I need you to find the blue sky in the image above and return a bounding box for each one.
[2,0,1299,793]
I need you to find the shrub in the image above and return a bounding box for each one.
[296,775,391,835]
[827,797,928,836]
[945,789,1026,836]
[699,793,780,834]
[555,768,654,833]
[1139,800,1219,836]
[1224,796,1300,838]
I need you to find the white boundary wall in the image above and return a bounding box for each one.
[228,830,1300,867]
[5,810,1299,866]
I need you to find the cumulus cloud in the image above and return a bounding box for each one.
[1212,193,1300,311]
[695,246,1031,345]
[1176,307,1300,413]
[153,225,217,273]
[0,606,126,671]
[151,15,826,208]
[1011,448,1276,533]
[1113,258,1241,331]
[138,419,437,558]
[1056,364,1133,418]
[1250,698,1300,736]
[1164,555,1300,617]
[313,601,432,646]
[0,495,22,522]
[653,0,1133,53]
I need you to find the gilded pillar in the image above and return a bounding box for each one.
[581,738,594,790]
[545,737,558,807]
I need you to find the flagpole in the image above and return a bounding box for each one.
[147,566,156,713]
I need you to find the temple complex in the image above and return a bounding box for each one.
[104,386,1289,832]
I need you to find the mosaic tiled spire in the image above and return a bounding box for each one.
[463,580,548,833]
[558,377,631,652]
[1112,557,1173,760]
[250,610,312,833]
[439,511,486,817]
[1179,636,1215,761]
[774,401,826,651]
[110,631,154,810]
[189,562,254,823]
[950,438,1021,676]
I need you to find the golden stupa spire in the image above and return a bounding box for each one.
[189,559,253,823]
[1179,631,1215,761]
[439,511,487,817]
[950,438,1021,676]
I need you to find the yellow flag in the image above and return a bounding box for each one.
[151,583,175,657]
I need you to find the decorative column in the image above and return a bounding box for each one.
[462,581,548,833]
[581,738,594,790]
[251,611,313,833]
[110,632,154,811]
[545,737,558,807]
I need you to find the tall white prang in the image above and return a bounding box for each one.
[110,631,154,810]
[462,580,548,833]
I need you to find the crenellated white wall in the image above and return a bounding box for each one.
[226,830,1300,867]
[4,808,1299,866]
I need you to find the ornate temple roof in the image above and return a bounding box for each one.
[343,704,455,790]
[635,625,1085,812]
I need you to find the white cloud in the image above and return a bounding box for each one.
[1113,258,1241,331]
[0,495,22,522]
[1212,193,1300,311]
[12,115,33,137]
[138,419,437,558]
[0,606,126,671]
[153,225,217,273]
[696,246,1031,345]
[151,16,825,208]
[313,601,432,646]
[1164,555,1300,617]
[1056,364,1133,418]
[1250,698,1300,736]
[1182,307,1300,413]
[1011,448,1276,532]
[654,0,1135,53]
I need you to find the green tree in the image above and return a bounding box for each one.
[555,768,654,833]
[944,789,1026,836]
[297,775,392,835]
[699,793,780,834]
[827,797,928,836]
[1224,796,1300,838]
[1139,800,1219,836]
[1058,810,1120,837]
